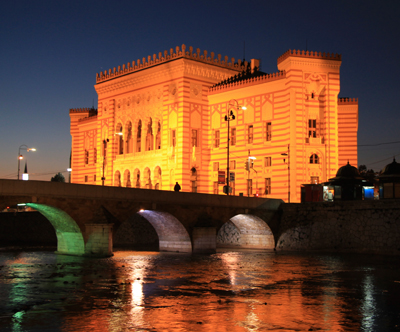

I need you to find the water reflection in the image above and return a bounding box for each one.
[0,250,400,331]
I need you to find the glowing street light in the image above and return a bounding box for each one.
[224,99,246,195]
[17,145,36,180]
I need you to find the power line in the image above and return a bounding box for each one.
[358,140,400,147]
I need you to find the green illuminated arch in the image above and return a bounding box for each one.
[26,203,85,255]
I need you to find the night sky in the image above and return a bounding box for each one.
[1,0,399,180]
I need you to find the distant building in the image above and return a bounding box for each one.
[378,158,400,199]
[69,45,358,202]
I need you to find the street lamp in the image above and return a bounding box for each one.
[281,144,290,203]
[224,99,246,195]
[17,145,36,180]
[102,138,109,186]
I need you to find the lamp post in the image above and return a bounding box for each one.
[17,145,36,180]
[102,138,109,186]
[281,144,290,202]
[224,99,246,195]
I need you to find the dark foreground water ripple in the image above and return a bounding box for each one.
[0,249,400,331]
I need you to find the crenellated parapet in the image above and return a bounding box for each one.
[69,108,98,121]
[209,71,286,94]
[338,97,358,105]
[69,107,97,114]
[277,49,342,65]
[96,44,245,83]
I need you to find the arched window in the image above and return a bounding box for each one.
[144,168,152,189]
[124,170,131,187]
[310,154,319,164]
[154,166,162,190]
[156,121,161,149]
[125,122,132,154]
[116,123,123,155]
[136,120,142,152]
[134,169,140,188]
[146,118,154,151]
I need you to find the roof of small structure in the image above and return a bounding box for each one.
[379,158,400,180]
[326,162,373,186]
[330,162,363,180]
[380,158,400,176]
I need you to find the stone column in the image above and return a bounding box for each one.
[84,223,114,257]
[192,227,216,253]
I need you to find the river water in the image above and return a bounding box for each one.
[0,249,400,332]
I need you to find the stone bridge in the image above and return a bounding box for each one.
[0,180,283,257]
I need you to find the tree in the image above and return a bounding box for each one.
[51,172,65,182]
[358,165,376,182]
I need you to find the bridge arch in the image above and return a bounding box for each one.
[25,203,85,255]
[217,214,275,249]
[115,210,192,253]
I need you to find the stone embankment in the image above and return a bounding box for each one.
[277,200,400,255]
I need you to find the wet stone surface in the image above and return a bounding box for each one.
[0,249,400,331]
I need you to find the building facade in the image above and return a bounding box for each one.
[69,45,358,202]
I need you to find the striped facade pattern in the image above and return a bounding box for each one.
[69,47,358,202]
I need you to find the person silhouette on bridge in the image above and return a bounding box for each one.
[174,182,181,192]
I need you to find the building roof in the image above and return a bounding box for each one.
[379,158,400,180]
[211,65,265,89]
[327,162,372,186]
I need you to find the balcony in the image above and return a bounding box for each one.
[305,137,324,144]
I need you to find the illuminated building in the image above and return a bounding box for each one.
[69,45,358,202]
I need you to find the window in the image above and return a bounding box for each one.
[93,148,97,164]
[231,128,236,146]
[136,120,142,152]
[248,125,253,144]
[84,150,89,165]
[213,182,219,194]
[171,129,176,147]
[126,122,132,153]
[146,118,153,151]
[213,162,219,171]
[156,121,161,149]
[230,160,236,169]
[264,157,271,167]
[191,129,198,147]
[84,175,88,182]
[311,176,319,184]
[266,122,271,141]
[310,154,319,164]
[118,133,123,154]
[308,119,317,138]
[93,175,96,182]
[265,178,271,195]
[214,130,220,148]
[117,123,123,154]
[247,179,252,196]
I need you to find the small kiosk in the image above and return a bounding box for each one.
[322,162,373,201]
[378,158,400,199]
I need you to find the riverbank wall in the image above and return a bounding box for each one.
[277,200,400,255]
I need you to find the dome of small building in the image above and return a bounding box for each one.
[380,158,400,176]
[334,161,363,179]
